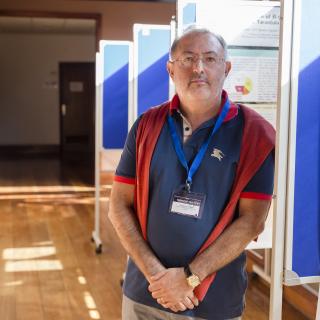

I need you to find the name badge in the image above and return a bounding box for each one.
[170,189,206,219]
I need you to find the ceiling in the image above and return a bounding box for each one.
[93,0,175,2]
[0,0,176,34]
[0,17,96,34]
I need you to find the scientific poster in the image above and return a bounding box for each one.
[197,1,280,47]
[197,0,280,123]
[223,49,278,104]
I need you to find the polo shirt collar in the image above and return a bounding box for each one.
[169,90,238,123]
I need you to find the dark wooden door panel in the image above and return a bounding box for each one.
[59,62,95,182]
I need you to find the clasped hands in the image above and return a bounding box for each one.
[148,267,199,313]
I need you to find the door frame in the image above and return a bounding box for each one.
[58,62,95,157]
[0,10,101,51]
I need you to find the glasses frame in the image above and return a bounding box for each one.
[170,54,226,69]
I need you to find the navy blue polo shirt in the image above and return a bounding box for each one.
[115,106,274,320]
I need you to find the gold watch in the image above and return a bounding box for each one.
[184,265,201,288]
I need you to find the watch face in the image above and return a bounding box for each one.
[187,274,201,288]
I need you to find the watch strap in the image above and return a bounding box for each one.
[184,265,193,277]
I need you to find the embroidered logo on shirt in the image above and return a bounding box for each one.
[211,148,224,161]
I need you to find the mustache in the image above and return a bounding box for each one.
[188,77,209,84]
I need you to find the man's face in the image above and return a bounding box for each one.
[167,32,231,104]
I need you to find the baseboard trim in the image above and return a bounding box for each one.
[0,145,60,158]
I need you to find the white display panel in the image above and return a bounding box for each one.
[133,24,171,121]
[197,1,280,47]
[282,0,320,285]
[177,0,197,35]
[177,0,280,249]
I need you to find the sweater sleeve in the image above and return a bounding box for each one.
[114,116,142,184]
[240,151,274,200]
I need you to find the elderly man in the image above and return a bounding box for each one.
[109,27,275,320]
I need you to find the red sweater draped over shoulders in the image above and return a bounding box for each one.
[134,100,275,300]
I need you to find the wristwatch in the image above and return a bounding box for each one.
[184,265,201,288]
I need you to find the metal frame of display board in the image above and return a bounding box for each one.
[169,17,177,100]
[269,0,292,315]
[92,41,133,253]
[92,51,103,253]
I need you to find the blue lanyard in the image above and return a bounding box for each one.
[167,99,231,191]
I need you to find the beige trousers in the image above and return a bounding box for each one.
[122,295,242,320]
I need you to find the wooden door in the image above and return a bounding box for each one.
[59,62,95,181]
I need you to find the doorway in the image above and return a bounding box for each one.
[59,62,95,183]
[0,13,100,184]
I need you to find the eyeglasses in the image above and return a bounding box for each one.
[170,54,225,69]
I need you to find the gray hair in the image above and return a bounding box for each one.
[170,25,229,60]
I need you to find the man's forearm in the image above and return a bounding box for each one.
[108,193,164,281]
[189,212,265,281]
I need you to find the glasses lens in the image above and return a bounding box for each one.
[177,54,223,68]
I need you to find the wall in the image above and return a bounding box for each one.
[0,1,176,40]
[0,32,95,145]
[0,1,175,146]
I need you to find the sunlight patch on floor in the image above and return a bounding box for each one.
[3,247,56,260]
[84,291,101,319]
[78,276,87,285]
[5,260,63,272]
[0,186,95,193]
[4,280,24,287]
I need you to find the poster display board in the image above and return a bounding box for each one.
[197,1,280,48]
[177,0,280,127]
[98,41,133,170]
[270,1,320,318]
[92,41,132,253]
[283,0,320,286]
[177,0,197,35]
[177,0,280,249]
[133,24,171,121]
[197,0,280,127]
[100,41,132,150]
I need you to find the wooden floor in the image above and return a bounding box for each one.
[0,158,310,320]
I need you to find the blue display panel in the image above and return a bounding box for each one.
[177,0,197,35]
[292,1,320,278]
[183,2,196,28]
[135,26,171,116]
[101,43,130,149]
